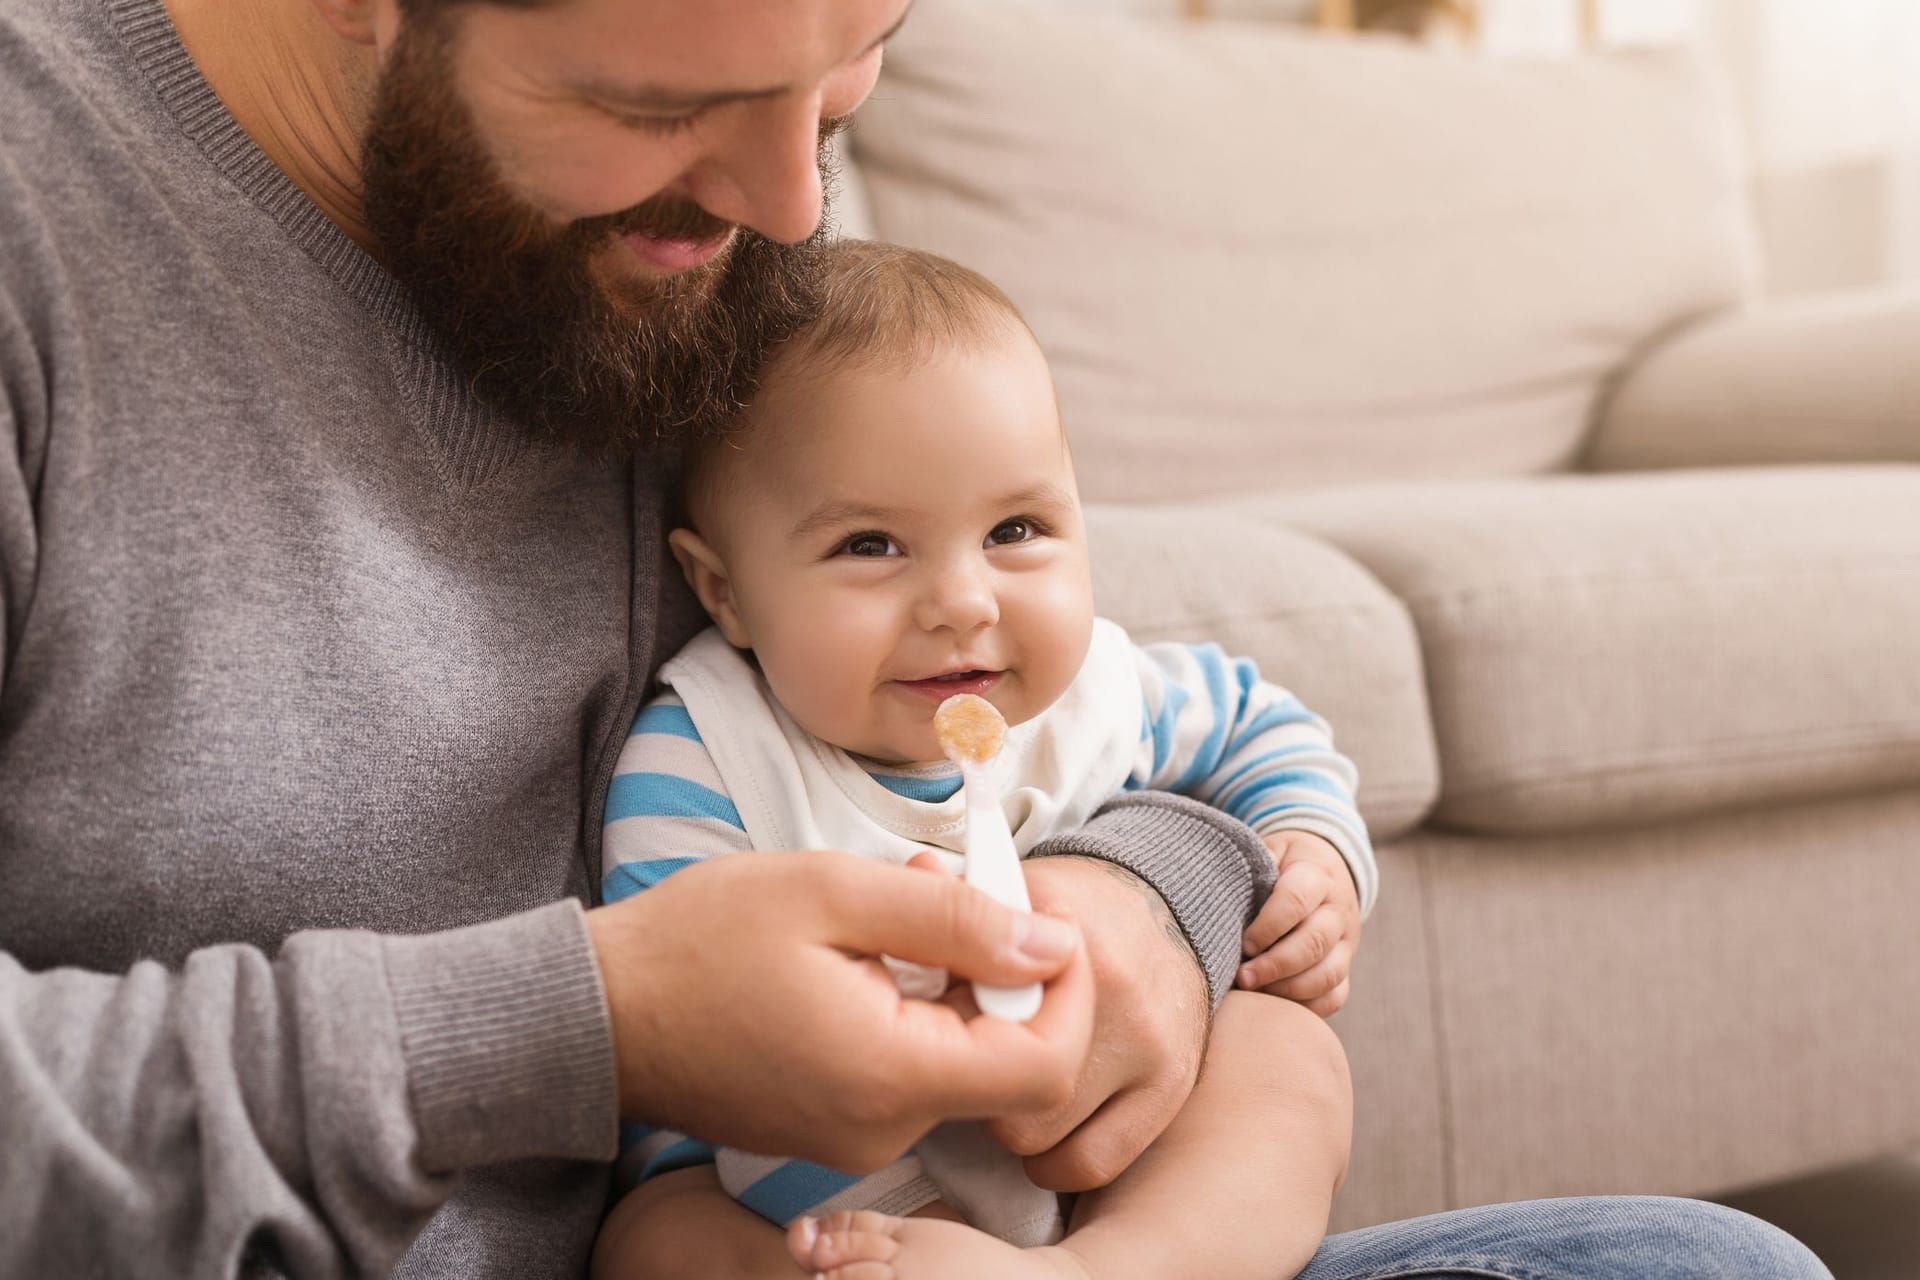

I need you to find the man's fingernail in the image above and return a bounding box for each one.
[1238,965,1256,988]
[1015,913,1078,960]
[795,1216,819,1250]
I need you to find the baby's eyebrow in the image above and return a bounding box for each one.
[996,482,1077,512]
[788,501,911,541]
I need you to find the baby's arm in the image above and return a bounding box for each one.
[603,693,755,901]
[1128,643,1373,1014]
[597,694,752,1248]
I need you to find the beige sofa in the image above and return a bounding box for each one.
[838,0,1920,1233]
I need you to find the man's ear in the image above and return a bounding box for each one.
[668,528,753,649]
[307,0,382,46]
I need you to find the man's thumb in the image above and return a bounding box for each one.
[826,859,1080,983]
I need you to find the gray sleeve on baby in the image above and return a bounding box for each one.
[1028,792,1276,1010]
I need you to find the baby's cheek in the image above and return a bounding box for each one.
[1026,652,1082,722]
[762,618,879,743]
[1017,593,1096,715]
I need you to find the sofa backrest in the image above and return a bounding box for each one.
[846,0,1760,502]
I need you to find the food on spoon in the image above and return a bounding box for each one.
[933,694,1006,766]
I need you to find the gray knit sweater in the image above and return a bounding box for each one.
[0,0,1267,1275]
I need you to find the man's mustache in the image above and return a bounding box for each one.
[587,194,735,245]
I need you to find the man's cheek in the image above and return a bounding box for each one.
[479,114,685,224]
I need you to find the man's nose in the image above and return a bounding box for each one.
[913,559,1000,635]
[682,95,827,246]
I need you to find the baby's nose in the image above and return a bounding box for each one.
[915,563,1000,633]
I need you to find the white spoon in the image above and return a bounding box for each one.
[933,694,1043,1022]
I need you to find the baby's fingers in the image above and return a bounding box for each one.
[1300,977,1351,1018]
[1242,862,1331,955]
[1247,939,1355,1018]
[1238,905,1346,989]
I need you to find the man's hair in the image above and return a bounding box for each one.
[680,240,1036,532]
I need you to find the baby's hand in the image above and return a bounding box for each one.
[1237,832,1361,1017]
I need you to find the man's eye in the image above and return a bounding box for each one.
[841,533,899,557]
[616,111,701,137]
[986,519,1039,546]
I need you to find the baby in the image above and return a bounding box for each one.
[593,242,1375,1280]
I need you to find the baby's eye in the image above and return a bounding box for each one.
[986,519,1040,547]
[840,532,901,558]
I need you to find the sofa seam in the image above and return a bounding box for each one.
[1440,724,1920,799]
[1413,843,1459,1213]
[1388,553,1920,608]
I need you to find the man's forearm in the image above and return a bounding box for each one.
[0,900,616,1278]
[1028,792,1275,1009]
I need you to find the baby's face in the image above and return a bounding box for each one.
[690,326,1095,765]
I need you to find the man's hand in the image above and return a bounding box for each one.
[1238,832,1361,1016]
[586,850,1093,1175]
[978,855,1210,1193]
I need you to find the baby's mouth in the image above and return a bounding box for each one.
[895,670,1005,702]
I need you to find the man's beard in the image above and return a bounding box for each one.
[360,16,830,454]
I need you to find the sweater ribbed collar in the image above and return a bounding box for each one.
[104,0,528,487]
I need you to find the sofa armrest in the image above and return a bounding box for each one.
[1583,289,1920,471]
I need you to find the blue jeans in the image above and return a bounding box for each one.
[1295,1196,1831,1280]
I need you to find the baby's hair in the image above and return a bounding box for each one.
[771,239,1031,379]
[679,240,1036,535]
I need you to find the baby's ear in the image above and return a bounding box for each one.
[667,528,753,649]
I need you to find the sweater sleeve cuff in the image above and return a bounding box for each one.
[1028,792,1276,1009]
[381,900,618,1172]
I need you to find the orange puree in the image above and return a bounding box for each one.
[933,694,1006,766]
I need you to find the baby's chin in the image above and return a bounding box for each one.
[807,682,1055,768]
[861,715,1039,772]
[843,735,949,771]
[829,718,983,771]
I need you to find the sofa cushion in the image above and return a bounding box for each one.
[1385,790,1920,1215]
[1084,504,1439,839]
[1226,466,1920,833]
[852,0,1757,502]
[1587,290,1920,471]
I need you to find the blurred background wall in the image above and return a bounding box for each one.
[1035,0,1920,300]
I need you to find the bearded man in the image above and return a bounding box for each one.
[0,0,1266,1273]
[0,0,1833,1278]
